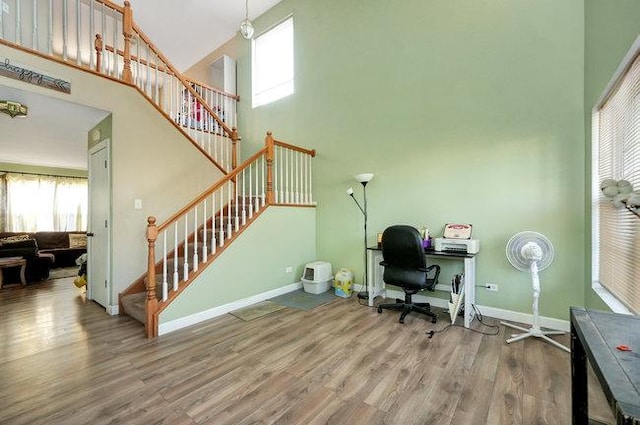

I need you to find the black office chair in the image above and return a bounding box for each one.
[376,225,440,324]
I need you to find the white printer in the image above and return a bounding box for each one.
[434,223,480,254]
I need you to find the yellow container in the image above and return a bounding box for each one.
[334,268,353,298]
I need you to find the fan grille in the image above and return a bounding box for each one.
[506,231,554,271]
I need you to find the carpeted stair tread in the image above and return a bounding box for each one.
[121,292,146,324]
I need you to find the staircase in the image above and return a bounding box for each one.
[1,0,317,337]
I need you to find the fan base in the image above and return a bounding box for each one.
[501,321,570,353]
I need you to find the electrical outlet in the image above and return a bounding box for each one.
[486,283,498,292]
[285,266,293,273]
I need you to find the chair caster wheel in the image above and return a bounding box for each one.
[431,317,437,324]
[377,306,382,313]
[399,318,405,324]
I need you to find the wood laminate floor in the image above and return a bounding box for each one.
[0,278,615,425]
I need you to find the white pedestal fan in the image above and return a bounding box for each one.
[500,231,570,353]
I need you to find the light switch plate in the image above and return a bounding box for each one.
[134,199,142,209]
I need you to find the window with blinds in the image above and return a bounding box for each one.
[593,39,640,314]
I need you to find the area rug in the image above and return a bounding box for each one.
[269,289,337,311]
[229,301,286,321]
[48,266,80,280]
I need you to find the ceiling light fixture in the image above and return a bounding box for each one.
[0,100,28,118]
[239,0,254,40]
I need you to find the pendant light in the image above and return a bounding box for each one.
[239,0,254,40]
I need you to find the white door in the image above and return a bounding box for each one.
[88,140,110,309]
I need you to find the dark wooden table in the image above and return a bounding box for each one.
[0,256,26,289]
[571,307,640,424]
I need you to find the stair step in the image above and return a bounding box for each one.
[121,292,146,324]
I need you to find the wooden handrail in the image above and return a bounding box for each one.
[99,46,238,102]
[274,139,316,157]
[184,76,240,101]
[94,0,125,13]
[130,22,235,139]
[155,147,268,233]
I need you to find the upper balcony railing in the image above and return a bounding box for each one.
[0,0,238,172]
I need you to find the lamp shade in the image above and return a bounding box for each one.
[346,187,354,195]
[355,173,374,184]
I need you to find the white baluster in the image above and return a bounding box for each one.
[309,154,313,204]
[111,8,117,77]
[145,45,151,95]
[248,165,253,219]
[62,0,68,60]
[89,0,94,69]
[218,188,224,247]
[154,54,159,103]
[15,0,21,45]
[202,198,208,261]
[32,0,38,50]
[261,155,266,207]
[211,192,217,253]
[274,146,279,203]
[183,215,189,281]
[173,223,178,291]
[193,205,199,272]
[234,179,239,232]
[76,0,81,65]
[251,161,260,212]
[285,148,290,203]
[162,231,167,301]
[227,182,232,239]
[48,0,53,54]
[241,168,246,225]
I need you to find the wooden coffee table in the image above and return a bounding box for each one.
[0,256,27,289]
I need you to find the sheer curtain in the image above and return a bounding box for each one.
[5,173,88,232]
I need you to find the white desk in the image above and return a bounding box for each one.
[366,247,477,328]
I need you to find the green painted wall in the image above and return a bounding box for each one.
[584,1,640,311]
[189,0,586,320]
[87,113,112,151]
[160,206,316,322]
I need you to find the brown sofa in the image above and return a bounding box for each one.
[0,232,87,284]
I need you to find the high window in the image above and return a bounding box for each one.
[592,37,640,314]
[252,16,294,108]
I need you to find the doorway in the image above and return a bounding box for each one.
[88,140,111,310]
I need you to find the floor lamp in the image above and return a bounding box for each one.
[347,173,374,300]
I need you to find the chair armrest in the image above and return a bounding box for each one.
[424,264,441,291]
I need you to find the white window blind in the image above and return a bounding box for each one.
[252,16,294,108]
[594,45,640,314]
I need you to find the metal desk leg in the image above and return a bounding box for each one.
[571,320,588,424]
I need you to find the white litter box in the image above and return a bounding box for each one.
[301,261,333,294]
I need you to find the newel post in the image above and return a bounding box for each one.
[265,131,275,205]
[121,1,134,84]
[146,216,158,338]
[231,127,239,170]
[94,34,103,73]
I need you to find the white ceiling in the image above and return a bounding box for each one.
[128,0,283,71]
[0,85,109,170]
[0,0,281,170]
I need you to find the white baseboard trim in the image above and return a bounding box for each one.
[107,304,119,315]
[158,281,303,336]
[360,285,569,332]
[474,305,569,332]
